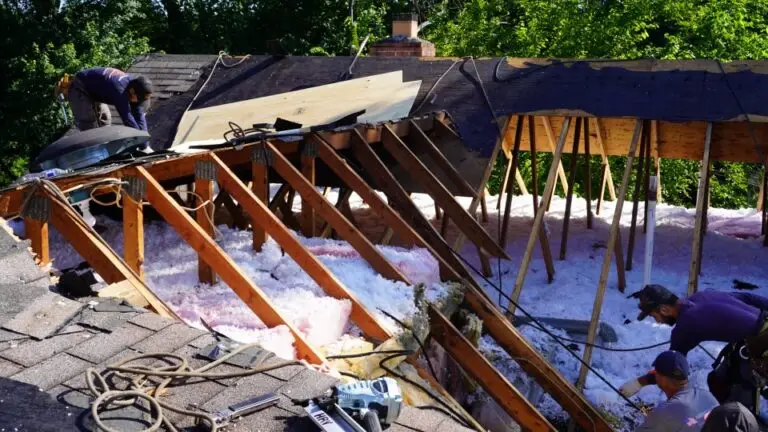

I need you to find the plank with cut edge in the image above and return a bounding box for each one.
[266,141,410,284]
[209,154,392,344]
[381,124,509,260]
[24,217,49,266]
[134,165,325,364]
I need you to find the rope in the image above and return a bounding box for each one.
[85,342,301,432]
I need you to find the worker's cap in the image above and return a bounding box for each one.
[652,350,689,381]
[702,402,759,432]
[627,284,678,321]
[128,76,153,109]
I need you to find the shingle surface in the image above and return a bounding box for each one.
[67,323,153,364]
[128,311,174,331]
[11,353,92,391]
[0,358,22,377]
[131,323,205,353]
[0,326,94,367]
[3,292,84,339]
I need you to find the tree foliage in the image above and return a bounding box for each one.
[1,0,766,208]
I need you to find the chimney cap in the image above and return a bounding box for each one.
[393,13,418,22]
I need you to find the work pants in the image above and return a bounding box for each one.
[67,77,111,131]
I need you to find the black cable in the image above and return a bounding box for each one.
[376,308,439,382]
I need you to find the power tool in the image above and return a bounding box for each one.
[297,377,403,432]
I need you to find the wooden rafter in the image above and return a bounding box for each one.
[427,304,557,431]
[251,143,269,251]
[542,116,570,206]
[265,140,410,284]
[408,120,477,197]
[46,187,176,319]
[592,118,617,202]
[500,115,524,247]
[381,124,509,260]
[461,285,613,432]
[576,119,643,390]
[584,118,593,228]
[209,153,392,344]
[320,188,352,239]
[134,165,325,363]
[688,122,713,295]
[300,141,317,237]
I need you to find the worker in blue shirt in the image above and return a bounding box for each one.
[619,285,768,415]
[63,67,152,132]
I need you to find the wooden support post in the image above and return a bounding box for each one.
[210,154,393,344]
[759,169,765,213]
[687,122,713,295]
[122,177,144,278]
[251,143,270,251]
[435,203,442,220]
[542,117,570,209]
[194,160,217,285]
[320,188,353,239]
[269,184,289,212]
[597,163,608,216]
[381,124,510,260]
[643,127,652,234]
[626,121,649,271]
[652,120,663,203]
[215,190,249,230]
[408,120,478,197]
[529,116,540,214]
[576,119,643,391]
[593,118,617,215]
[135,165,326,363]
[22,194,50,266]
[584,118,593,229]
[508,118,572,315]
[301,141,317,237]
[560,118,582,260]
[480,188,489,223]
[266,140,410,284]
[500,116,524,247]
[615,230,627,292]
[697,163,712,277]
[46,187,176,319]
[461,286,614,432]
[428,304,557,432]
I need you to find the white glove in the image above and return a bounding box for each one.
[619,378,643,397]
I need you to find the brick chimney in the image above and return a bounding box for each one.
[369,13,436,57]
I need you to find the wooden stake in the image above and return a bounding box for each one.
[428,304,557,432]
[560,118,582,260]
[643,126,652,234]
[194,161,216,285]
[251,143,269,251]
[381,124,510,260]
[267,140,409,284]
[209,155,393,345]
[541,117,570,208]
[409,120,477,197]
[529,116,540,214]
[626,121,649,271]
[688,122,713,295]
[122,189,144,278]
[576,119,643,391]
[584,118,593,229]
[508,117,572,315]
[501,115,524,247]
[461,286,614,432]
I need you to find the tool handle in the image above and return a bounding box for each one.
[361,411,382,432]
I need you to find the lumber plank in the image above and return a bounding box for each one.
[320,188,353,239]
[46,189,176,319]
[194,165,217,284]
[382,124,510,260]
[135,165,326,363]
[217,189,249,230]
[560,117,582,260]
[592,118,617,201]
[576,119,643,390]
[251,145,269,251]
[210,154,392,344]
[24,217,49,266]
[626,121,649,271]
[122,193,144,278]
[427,304,556,432]
[584,118,593,228]
[688,122,713,295]
[530,116,540,214]
[409,121,477,197]
[540,116,570,200]
[597,162,608,216]
[643,124,653,233]
[508,118,572,315]
[461,286,613,432]
[500,115,524,247]
[300,142,316,237]
[266,141,410,284]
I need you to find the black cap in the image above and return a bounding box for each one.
[652,350,689,380]
[702,402,759,432]
[627,284,678,321]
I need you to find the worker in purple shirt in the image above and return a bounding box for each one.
[65,67,152,132]
[620,285,768,415]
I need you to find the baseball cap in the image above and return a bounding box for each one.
[628,284,679,320]
[652,350,689,381]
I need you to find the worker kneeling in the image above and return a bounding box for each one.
[56,67,152,132]
[635,351,718,431]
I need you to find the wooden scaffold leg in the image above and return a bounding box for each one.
[687,122,713,295]
[626,120,649,271]
[560,117,582,260]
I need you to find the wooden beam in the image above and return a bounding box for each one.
[576,120,643,391]
[210,153,392,344]
[194,161,217,285]
[584,118,593,229]
[461,286,613,432]
[381,124,510,260]
[652,120,663,202]
[592,118,617,201]
[688,122,713,295]
[408,120,477,197]
[480,188,489,223]
[122,184,144,279]
[301,142,317,237]
[508,118,572,315]
[697,162,712,276]
[529,116,540,215]
[626,121,649,271]
[251,143,269,251]
[320,188,353,239]
[269,183,290,212]
[762,169,768,245]
[24,217,49,266]
[500,115,524,247]
[643,125,652,234]
[217,189,249,230]
[541,116,570,202]
[758,168,764,213]
[46,188,176,319]
[267,140,410,284]
[427,304,556,432]
[560,118,582,260]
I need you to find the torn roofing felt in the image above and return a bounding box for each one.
[144,56,768,157]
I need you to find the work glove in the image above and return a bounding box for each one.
[619,378,643,397]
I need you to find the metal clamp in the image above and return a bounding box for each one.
[195,160,217,181]
[21,195,50,222]
[123,176,146,201]
[251,143,273,166]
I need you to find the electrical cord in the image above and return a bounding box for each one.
[376,307,440,382]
